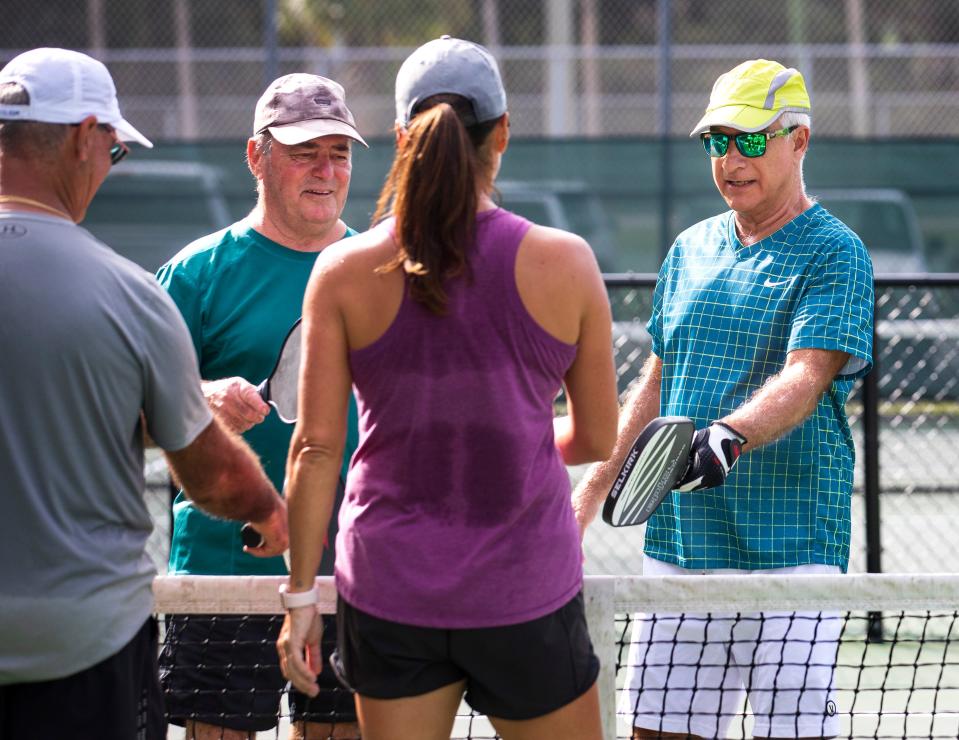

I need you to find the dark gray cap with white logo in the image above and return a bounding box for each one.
[253,73,367,147]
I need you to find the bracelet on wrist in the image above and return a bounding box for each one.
[279,583,318,610]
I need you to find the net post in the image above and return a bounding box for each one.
[167,477,176,550]
[584,576,616,739]
[863,301,883,642]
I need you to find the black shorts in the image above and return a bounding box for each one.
[158,613,356,731]
[335,591,599,720]
[0,617,165,740]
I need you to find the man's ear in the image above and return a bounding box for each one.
[793,125,810,156]
[246,137,261,177]
[72,115,98,163]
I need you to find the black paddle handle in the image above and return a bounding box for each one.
[255,377,269,403]
[240,523,263,548]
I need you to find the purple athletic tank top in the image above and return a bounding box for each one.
[338,208,582,628]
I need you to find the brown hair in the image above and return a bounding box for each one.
[373,94,500,315]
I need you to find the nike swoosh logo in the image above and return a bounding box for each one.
[763,277,793,288]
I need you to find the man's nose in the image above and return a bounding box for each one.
[721,144,747,168]
[312,156,334,178]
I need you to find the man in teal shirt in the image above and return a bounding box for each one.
[157,74,365,740]
[573,60,873,738]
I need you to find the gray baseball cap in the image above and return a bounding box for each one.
[395,36,507,127]
[253,73,367,148]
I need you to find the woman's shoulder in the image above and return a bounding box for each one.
[520,222,598,271]
[316,224,395,275]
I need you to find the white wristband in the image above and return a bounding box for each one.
[279,584,318,610]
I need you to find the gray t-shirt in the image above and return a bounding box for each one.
[0,212,213,683]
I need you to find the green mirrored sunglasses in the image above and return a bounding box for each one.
[701,125,798,158]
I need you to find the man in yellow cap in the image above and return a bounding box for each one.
[573,59,875,738]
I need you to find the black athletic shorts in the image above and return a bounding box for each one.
[0,617,165,740]
[159,613,356,732]
[334,590,599,720]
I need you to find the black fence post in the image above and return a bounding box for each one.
[168,478,177,551]
[863,298,882,641]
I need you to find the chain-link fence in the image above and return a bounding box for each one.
[144,277,959,577]
[4,0,959,140]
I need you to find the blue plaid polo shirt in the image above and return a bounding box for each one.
[645,203,874,572]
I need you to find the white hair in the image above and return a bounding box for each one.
[776,111,811,190]
[777,111,811,134]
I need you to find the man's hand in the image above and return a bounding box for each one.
[203,377,270,433]
[277,605,323,697]
[242,501,289,557]
[676,422,747,492]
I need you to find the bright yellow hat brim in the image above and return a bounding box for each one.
[690,103,798,136]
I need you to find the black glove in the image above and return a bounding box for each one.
[676,422,747,492]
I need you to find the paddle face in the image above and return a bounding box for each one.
[602,416,695,527]
[257,318,302,424]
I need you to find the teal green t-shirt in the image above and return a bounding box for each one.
[156,221,360,576]
[645,204,874,572]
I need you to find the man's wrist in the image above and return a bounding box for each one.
[712,421,748,445]
[279,583,318,610]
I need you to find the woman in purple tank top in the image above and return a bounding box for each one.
[277,36,618,740]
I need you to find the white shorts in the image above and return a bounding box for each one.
[619,556,842,739]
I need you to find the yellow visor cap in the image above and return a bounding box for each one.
[689,59,811,136]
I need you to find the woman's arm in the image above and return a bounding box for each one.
[277,252,352,697]
[535,231,618,465]
[570,353,662,537]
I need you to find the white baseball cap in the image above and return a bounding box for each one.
[0,47,152,148]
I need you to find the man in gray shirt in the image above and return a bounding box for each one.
[0,48,288,740]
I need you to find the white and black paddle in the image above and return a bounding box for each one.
[602,416,694,527]
[242,318,302,550]
[255,317,302,425]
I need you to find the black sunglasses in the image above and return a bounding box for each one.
[701,125,799,158]
[99,124,129,165]
[71,122,129,165]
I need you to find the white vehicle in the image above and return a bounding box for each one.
[676,187,927,276]
[813,188,928,275]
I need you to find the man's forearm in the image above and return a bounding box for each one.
[165,418,283,524]
[722,349,849,451]
[192,443,280,524]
